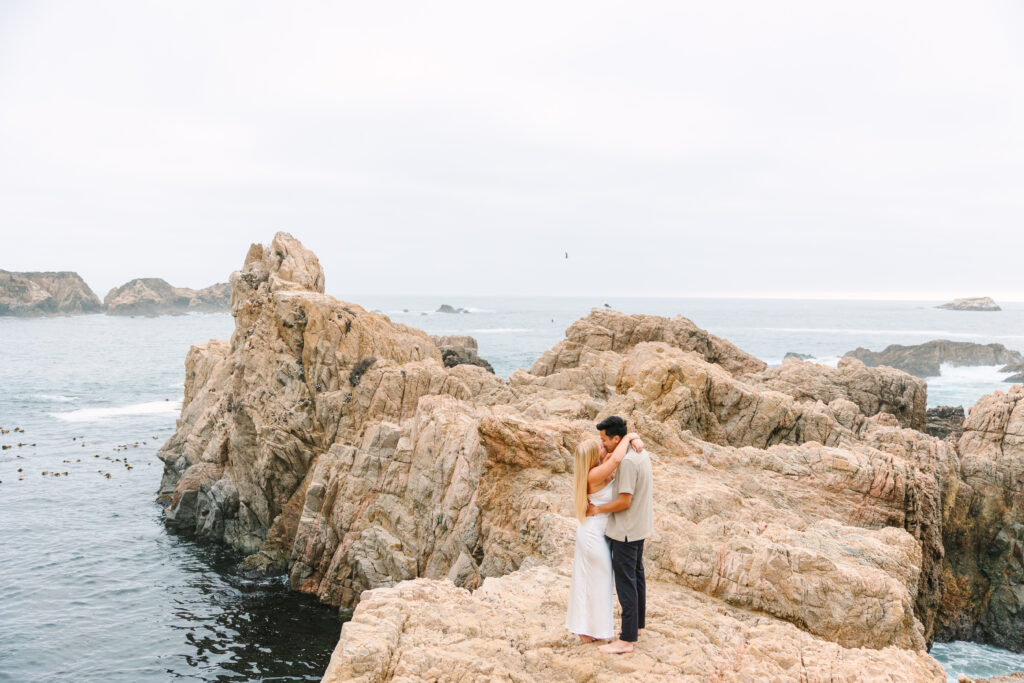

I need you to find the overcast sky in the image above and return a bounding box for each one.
[1,1,1022,300]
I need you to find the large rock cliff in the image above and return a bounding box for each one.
[156,233,1023,682]
[0,270,103,316]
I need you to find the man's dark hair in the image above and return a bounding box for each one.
[596,415,627,438]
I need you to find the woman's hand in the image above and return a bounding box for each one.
[630,436,644,452]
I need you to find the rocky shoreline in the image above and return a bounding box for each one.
[154,233,1024,681]
[0,270,230,317]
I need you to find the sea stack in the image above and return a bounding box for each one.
[937,297,1001,311]
[0,270,103,316]
[155,232,1024,681]
[104,278,230,316]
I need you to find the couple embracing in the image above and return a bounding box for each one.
[565,415,654,655]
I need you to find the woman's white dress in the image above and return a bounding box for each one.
[565,482,615,639]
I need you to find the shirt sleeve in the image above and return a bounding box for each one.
[617,458,639,496]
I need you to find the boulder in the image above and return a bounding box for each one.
[749,356,927,431]
[104,278,230,315]
[784,351,814,361]
[845,340,1023,378]
[431,335,495,373]
[938,297,1001,311]
[0,270,102,316]
[436,304,469,314]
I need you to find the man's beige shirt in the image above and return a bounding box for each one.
[605,447,654,543]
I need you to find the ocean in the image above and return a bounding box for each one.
[2,296,1023,682]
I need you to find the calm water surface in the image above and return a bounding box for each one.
[3,297,1024,681]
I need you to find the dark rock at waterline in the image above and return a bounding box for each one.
[0,270,103,316]
[925,405,965,441]
[1001,361,1024,383]
[432,335,495,374]
[844,340,1024,378]
[783,352,814,361]
[436,304,469,314]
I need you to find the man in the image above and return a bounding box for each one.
[587,415,653,655]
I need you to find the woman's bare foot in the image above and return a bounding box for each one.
[598,639,634,654]
[578,635,596,643]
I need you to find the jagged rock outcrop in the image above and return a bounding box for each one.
[845,340,1023,378]
[927,405,966,441]
[530,309,767,378]
[935,386,1024,652]
[104,278,230,315]
[430,335,495,373]
[0,270,102,316]
[749,356,928,431]
[784,351,814,361]
[1001,361,1024,383]
[938,297,1001,312]
[157,233,1024,681]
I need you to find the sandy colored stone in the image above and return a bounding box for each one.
[322,567,946,683]
[154,233,1024,681]
[0,269,102,316]
[750,356,927,430]
[104,277,230,315]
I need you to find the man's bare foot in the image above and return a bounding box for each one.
[578,635,596,643]
[638,628,644,637]
[598,639,634,654]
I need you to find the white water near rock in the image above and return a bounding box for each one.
[4,298,1024,681]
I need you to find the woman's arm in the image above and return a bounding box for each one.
[587,432,641,487]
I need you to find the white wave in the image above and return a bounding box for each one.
[928,364,1016,408]
[51,400,183,422]
[32,394,77,402]
[751,327,989,337]
[435,328,537,334]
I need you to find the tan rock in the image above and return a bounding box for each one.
[153,234,991,681]
[750,356,928,431]
[0,269,103,316]
[104,277,230,315]
[322,567,946,683]
[530,309,767,378]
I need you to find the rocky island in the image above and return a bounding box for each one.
[155,233,1024,681]
[104,278,230,315]
[844,340,1024,378]
[937,297,1001,312]
[0,269,103,316]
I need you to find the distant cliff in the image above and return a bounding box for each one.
[104,278,230,316]
[0,270,103,316]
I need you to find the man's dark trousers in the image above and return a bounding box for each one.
[608,537,646,642]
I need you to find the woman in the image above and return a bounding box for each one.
[565,431,644,643]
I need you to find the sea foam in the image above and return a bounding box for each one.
[51,400,183,422]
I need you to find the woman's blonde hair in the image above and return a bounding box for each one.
[573,439,602,522]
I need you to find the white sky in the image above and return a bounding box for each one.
[1,1,1022,300]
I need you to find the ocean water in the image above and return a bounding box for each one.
[2,297,1024,681]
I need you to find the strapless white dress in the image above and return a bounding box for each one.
[565,482,615,639]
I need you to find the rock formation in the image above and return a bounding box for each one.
[155,233,1024,681]
[436,304,469,314]
[1001,361,1024,383]
[0,270,103,316]
[934,386,1024,651]
[926,405,966,441]
[430,335,495,373]
[938,297,1001,312]
[845,340,1023,378]
[783,351,814,361]
[104,278,230,315]
[749,356,927,431]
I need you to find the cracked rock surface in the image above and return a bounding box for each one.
[154,233,1024,681]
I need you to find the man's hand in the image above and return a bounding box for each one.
[586,503,599,516]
